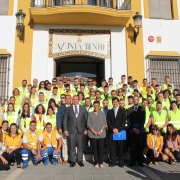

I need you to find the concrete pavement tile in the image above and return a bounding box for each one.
[93,177,112,180]
[74,177,92,180]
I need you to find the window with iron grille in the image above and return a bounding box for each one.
[0,0,9,15]
[0,56,10,106]
[148,0,172,19]
[146,57,180,90]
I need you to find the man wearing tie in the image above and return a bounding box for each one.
[63,95,88,167]
[107,97,126,167]
[127,96,146,167]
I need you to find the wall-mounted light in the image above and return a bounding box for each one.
[15,10,26,43]
[127,12,143,44]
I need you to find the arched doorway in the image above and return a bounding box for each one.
[54,56,105,86]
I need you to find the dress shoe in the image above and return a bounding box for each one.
[70,162,76,167]
[78,161,84,167]
[128,163,136,167]
[138,163,144,167]
[109,163,115,167]
[118,162,124,168]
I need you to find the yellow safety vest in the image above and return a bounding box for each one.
[42,130,57,149]
[147,134,163,150]
[4,112,18,125]
[168,109,180,130]
[0,130,8,143]
[18,87,29,98]
[25,129,41,150]
[5,134,22,148]
[152,110,167,133]
[45,115,56,129]
[145,106,151,133]
[20,117,32,132]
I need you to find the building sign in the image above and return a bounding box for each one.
[49,29,110,59]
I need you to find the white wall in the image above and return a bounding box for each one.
[32,25,127,85]
[0,0,17,96]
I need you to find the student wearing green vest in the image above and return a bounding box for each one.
[154,92,170,111]
[176,94,180,109]
[79,84,89,98]
[151,101,169,136]
[163,89,171,110]
[108,90,118,109]
[45,107,56,130]
[49,87,61,105]
[147,95,156,113]
[18,79,29,98]
[142,86,155,103]
[77,92,85,106]
[85,97,93,113]
[124,96,134,110]
[170,89,179,102]
[95,90,103,108]
[101,86,111,101]
[98,79,107,94]
[162,76,174,92]
[168,101,180,134]
[18,103,33,134]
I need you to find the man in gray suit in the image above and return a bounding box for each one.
[63,95,88,167]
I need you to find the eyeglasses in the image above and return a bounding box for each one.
[88,81,92,82]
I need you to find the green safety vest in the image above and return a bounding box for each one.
[168,109,180,130]
[45,114,56,129]
[20,117,31,132]
[145,106,151,133]
[34,114,45,132]
[152,110,167,133]
[4,112,18,125]
[162,83,174,91]
[18,87,29,98]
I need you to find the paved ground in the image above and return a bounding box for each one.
[1,160,180,180]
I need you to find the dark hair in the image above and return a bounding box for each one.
[34,104,46,114]
[77,92,85,100]
[22,80,27,83]
[65,84,70,88]
[166,124,178,142]
[176,94,180,97]
[133,80,138,83]
[53,87,58,90]
[111,90,116,94]
[151,125,161,136]
[48,98,58,108]
[163,89,171,96]
[121,75,126,77]
[21,103,30,118]
[95,90,101,94]
[74,77,79,81]
[8,123,19,136]
[156,101,162,105]
[173,89,179,93]
[112,97,119,102]
[1,121,9,132]
[7,103,15,112]
[108,77,113,80]
[128,76,132,79]
[38,81,45,90]
[133,89,139,93]
[128,95,133,99]
[104,85,109,89]
[123,84,127,87]
[85,97,90,100]
[46,106,55,115]
[93,101,100,105]
[30,121,36,125]
[46,122,52,127]
[80,84,85,88]
[143,78,147,81]
[171,101,177,106]
[147,95,152,99]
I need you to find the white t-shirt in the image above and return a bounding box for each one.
[38,132,61,147]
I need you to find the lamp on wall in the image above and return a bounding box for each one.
[127,12,143,44]
[15,10,26,43]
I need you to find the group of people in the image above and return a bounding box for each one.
[0,75,180,171]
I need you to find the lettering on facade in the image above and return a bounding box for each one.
[49,29,110,59]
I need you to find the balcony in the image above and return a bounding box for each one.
[29,0,133,26]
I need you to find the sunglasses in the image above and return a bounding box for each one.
[118,91,122,93]
[88,81,92,82]
[61,97,65,99]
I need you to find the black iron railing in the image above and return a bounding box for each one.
[30,0,131,10]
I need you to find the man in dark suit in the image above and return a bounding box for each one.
[107,97,126,167]
[63,95,88,167]
[127,96,145,167]
[56,95,71,164]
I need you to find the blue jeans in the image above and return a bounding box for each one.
[21,148,43,166]
[41,147,61,165]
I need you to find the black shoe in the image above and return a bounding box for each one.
[78,161,84,167]
[22,165,28,169]
[138,163,144,167]
[118,162,124,168]
[109,163,115,167]
[128,163,136,167]
[33,162,38,166]
[70,162,76,167]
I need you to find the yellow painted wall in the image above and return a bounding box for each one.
[144,0,149,18]
[13,0,33,88]
[8,0,14,15]
[172,0,179,20]
[126,0,145,82]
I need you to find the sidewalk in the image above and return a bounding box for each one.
[1,160,180,180]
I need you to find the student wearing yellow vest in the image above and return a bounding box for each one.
[79,84,89,98]
[163,89,171,110]
[117,88,124,101]
[5,96,21,113]
[33,104,46,132]
[0,121,9,154]
[37,123,62,166]
[116,75,126,89]
[151,101,169,136]
[29,87,38,107]
[18,103,33,134]
[45,107,56,130]
[49,87,61,105]
[21,121,43,169]
[85,97,94,113]
[140,78,148,96]
[108,90,118,109]
[147,95,156,113]
[71,78,80,94]
[77,92,85,106]
[98,79,107,94]
[108,77,116,93]
[3,103,18,126]
[124,96,134,110]
[2,123,22,168]
[101,86,111,101]
[37,81,47,96]
[89,88,96,105]
[170,89,179,102]
[143,86,156,103]
[95,90,103,108]
[146,125,168,166]
[168,101,180,134]
[18,80,29,98]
